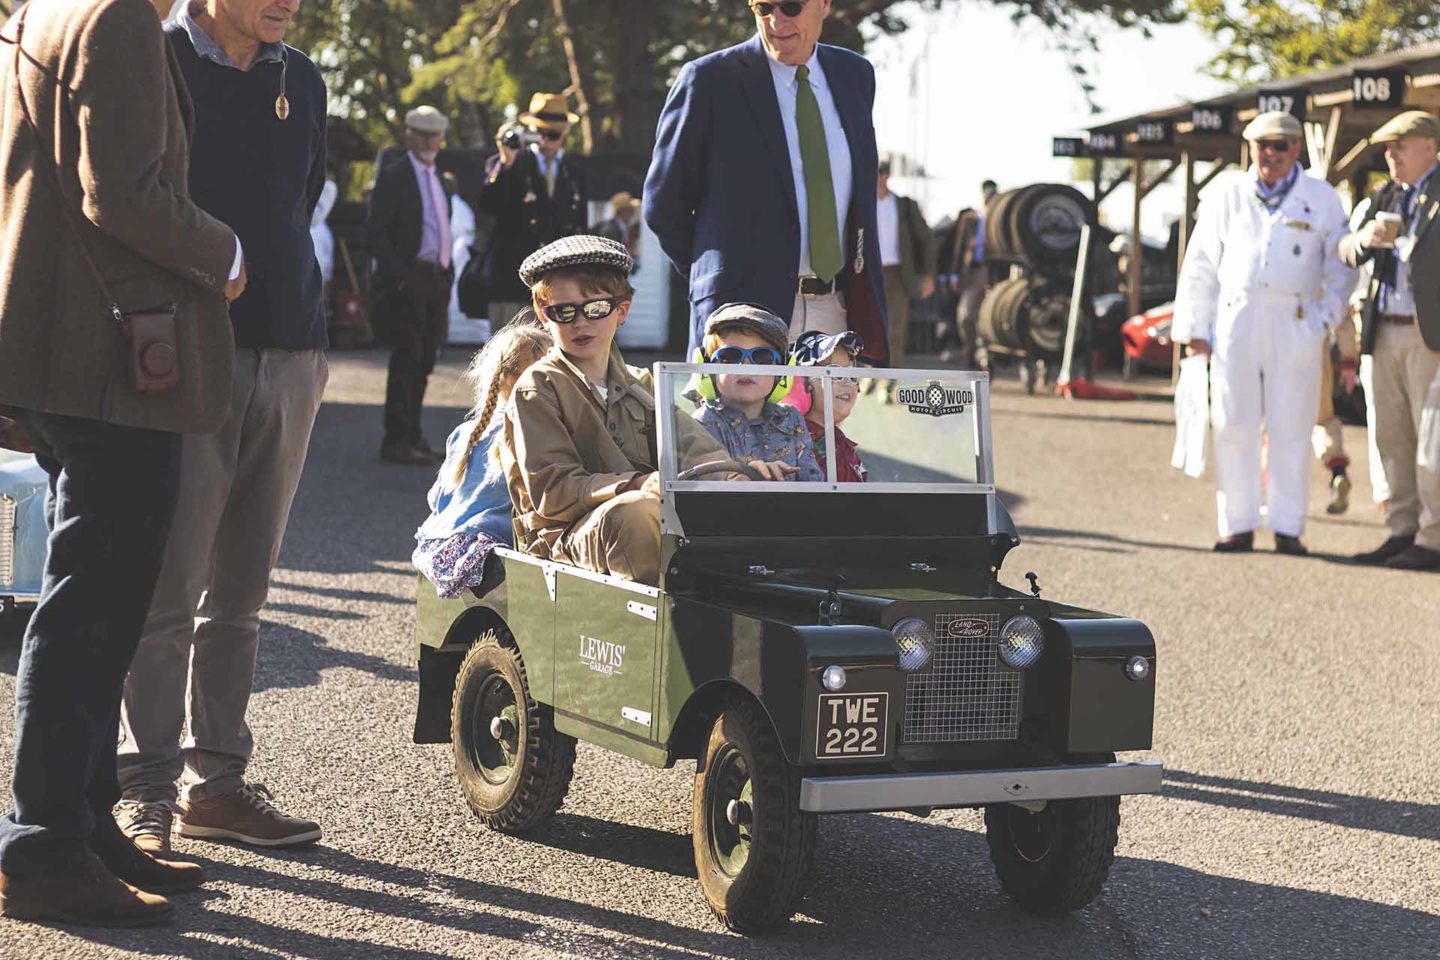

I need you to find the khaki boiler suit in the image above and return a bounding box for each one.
[502,345,728,585]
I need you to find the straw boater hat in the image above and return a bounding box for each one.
[610,191,639,216]
[519,92,580,132]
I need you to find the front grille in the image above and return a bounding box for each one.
[903,612,1022,743]
[0,495,15,587]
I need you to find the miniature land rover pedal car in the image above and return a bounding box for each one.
[412,363,1161,933]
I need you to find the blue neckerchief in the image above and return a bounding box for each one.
[1254,165,1299,211]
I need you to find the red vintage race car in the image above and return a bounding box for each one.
[1121,302,1175,377]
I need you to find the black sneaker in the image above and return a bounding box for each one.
[1213,531,1254,553]
[1352,535,1415,565]
[1274,534,1308,556]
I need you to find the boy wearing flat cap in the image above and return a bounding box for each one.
[500,236,734,585]
[1340,110,1440,571]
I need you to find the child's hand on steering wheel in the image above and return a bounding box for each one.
[746,460,798,482]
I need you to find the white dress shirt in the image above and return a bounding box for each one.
[530,144,566,197]
[765,44,852,279]
[877,193,901,266]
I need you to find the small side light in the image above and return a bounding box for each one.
[821,665,848,692]
[1125,655,1151,681]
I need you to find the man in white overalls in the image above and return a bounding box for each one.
[1173,112,1357,554]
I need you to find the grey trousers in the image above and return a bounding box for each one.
[118,349,328,803]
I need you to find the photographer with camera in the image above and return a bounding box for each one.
[477,92,589,330]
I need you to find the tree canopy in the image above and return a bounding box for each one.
[1191,0,1440,82]
[288,0,1187,166]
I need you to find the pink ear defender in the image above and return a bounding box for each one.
[782,376,814,416]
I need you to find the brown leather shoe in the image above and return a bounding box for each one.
[91,829,204,895]
[380,441,434,466]
[115,799,175,856]
[0,851,172,927]
[178,783,321,848]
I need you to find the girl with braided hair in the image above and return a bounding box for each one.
[413,313,552,596]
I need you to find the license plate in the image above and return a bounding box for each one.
[815,692,889,759]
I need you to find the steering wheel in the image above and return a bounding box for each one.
[676,459,766,482]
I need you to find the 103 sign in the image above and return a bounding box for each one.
[1352,70,1406,107]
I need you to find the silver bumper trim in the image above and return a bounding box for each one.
[799,760,1164,813]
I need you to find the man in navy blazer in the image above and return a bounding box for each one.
[643,0,888,364]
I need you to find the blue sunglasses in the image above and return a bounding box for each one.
[709,345,785,366]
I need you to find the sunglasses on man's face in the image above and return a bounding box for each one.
[750,0,807,17]
[542,296,622,324]
[1255,139,1293,153]
[540,129,564,142]
[711,345,785,366]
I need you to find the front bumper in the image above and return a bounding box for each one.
[799,759,1163,813]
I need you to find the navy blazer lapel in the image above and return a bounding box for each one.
[735,36,798,221]
[817,45,867,228]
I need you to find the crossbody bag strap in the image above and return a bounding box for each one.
[4,13,125,326]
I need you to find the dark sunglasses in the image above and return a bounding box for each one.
[750,0,807,16]
[711,345,784,366]
[1255,139,1292,153]
[540,129,564,142]
[541,296,622,324]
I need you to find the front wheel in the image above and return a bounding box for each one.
[984,793,1120,914]
[451,631,575,833]
[692,697,815,934]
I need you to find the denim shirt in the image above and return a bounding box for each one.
[172,3,285,69]
[692,400,823,482]
[415,419,515,545]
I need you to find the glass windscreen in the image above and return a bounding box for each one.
[654,364,991,490]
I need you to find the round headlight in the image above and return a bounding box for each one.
[1125,655,1150,681]
[998,615,1045,669]
[892,617,934,672]
[821,664,848,692]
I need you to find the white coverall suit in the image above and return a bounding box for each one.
[1173,170,1356,538]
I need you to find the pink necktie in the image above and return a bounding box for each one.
[428,167,452,269]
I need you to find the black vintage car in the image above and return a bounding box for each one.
[413,363,1161,933]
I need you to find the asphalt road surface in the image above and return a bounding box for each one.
[2,349,1436,960]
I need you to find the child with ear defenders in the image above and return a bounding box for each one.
[788,330,868,483]
[691,304,823,482]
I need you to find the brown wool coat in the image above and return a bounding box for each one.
[0,0,237,433]
[502,344,727,559]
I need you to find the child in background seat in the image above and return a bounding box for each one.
[413,314,552,597]
[788,330,868,483]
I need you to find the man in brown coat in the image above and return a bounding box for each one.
[0,0,242,928]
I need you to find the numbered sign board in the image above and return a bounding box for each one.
[1352,69,1406,108]
[1133,119,1172,145]
[1256,89,1309,120]
[1088,130,1124,156]
[1191,105,1233,135]
[1053,137,1087,158]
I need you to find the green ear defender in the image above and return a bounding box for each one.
[692,347,793,404]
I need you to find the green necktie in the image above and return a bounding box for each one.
[795,65,842,282]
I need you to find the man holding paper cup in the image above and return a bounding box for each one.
[1173,111,1355,555]
[1340,110,1440,571]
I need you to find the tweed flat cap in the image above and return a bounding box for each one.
[1242,111,1301,141]
[405,106,449,135]
[519,235,634,287]
[704,303,790,355]
[1372,110,1440,144]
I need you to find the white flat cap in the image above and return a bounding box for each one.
[404,106,449,135]
[1243,111,1301,141]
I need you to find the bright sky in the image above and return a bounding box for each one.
[865,1,1232,241]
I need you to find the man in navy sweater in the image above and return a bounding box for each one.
[116,0,330,853]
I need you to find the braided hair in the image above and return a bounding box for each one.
[452,311,552,486]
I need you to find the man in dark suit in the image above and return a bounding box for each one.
[477,91,589,330]
[368,106,455,465]
[1340,110,1440,571]
[0,0,241,926]
[876,159,934,367]
[643,0,888,363]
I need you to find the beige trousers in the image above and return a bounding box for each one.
[789,291,848,341]
[1370,321,1440,550]
[1312,346,1349,469]
[883,266,911,368]
[555,490,661,586]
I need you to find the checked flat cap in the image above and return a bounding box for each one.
[519,235,634,287]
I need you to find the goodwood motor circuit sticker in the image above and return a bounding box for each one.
[898,381,973,418]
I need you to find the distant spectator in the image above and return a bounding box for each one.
[875,159,935,367]
[596,191,642,269]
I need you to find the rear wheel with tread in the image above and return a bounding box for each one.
[451,630,575,833]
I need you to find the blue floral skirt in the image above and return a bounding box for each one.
[413,531,503,599]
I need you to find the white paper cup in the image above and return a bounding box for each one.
[1375,211,1403,246]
